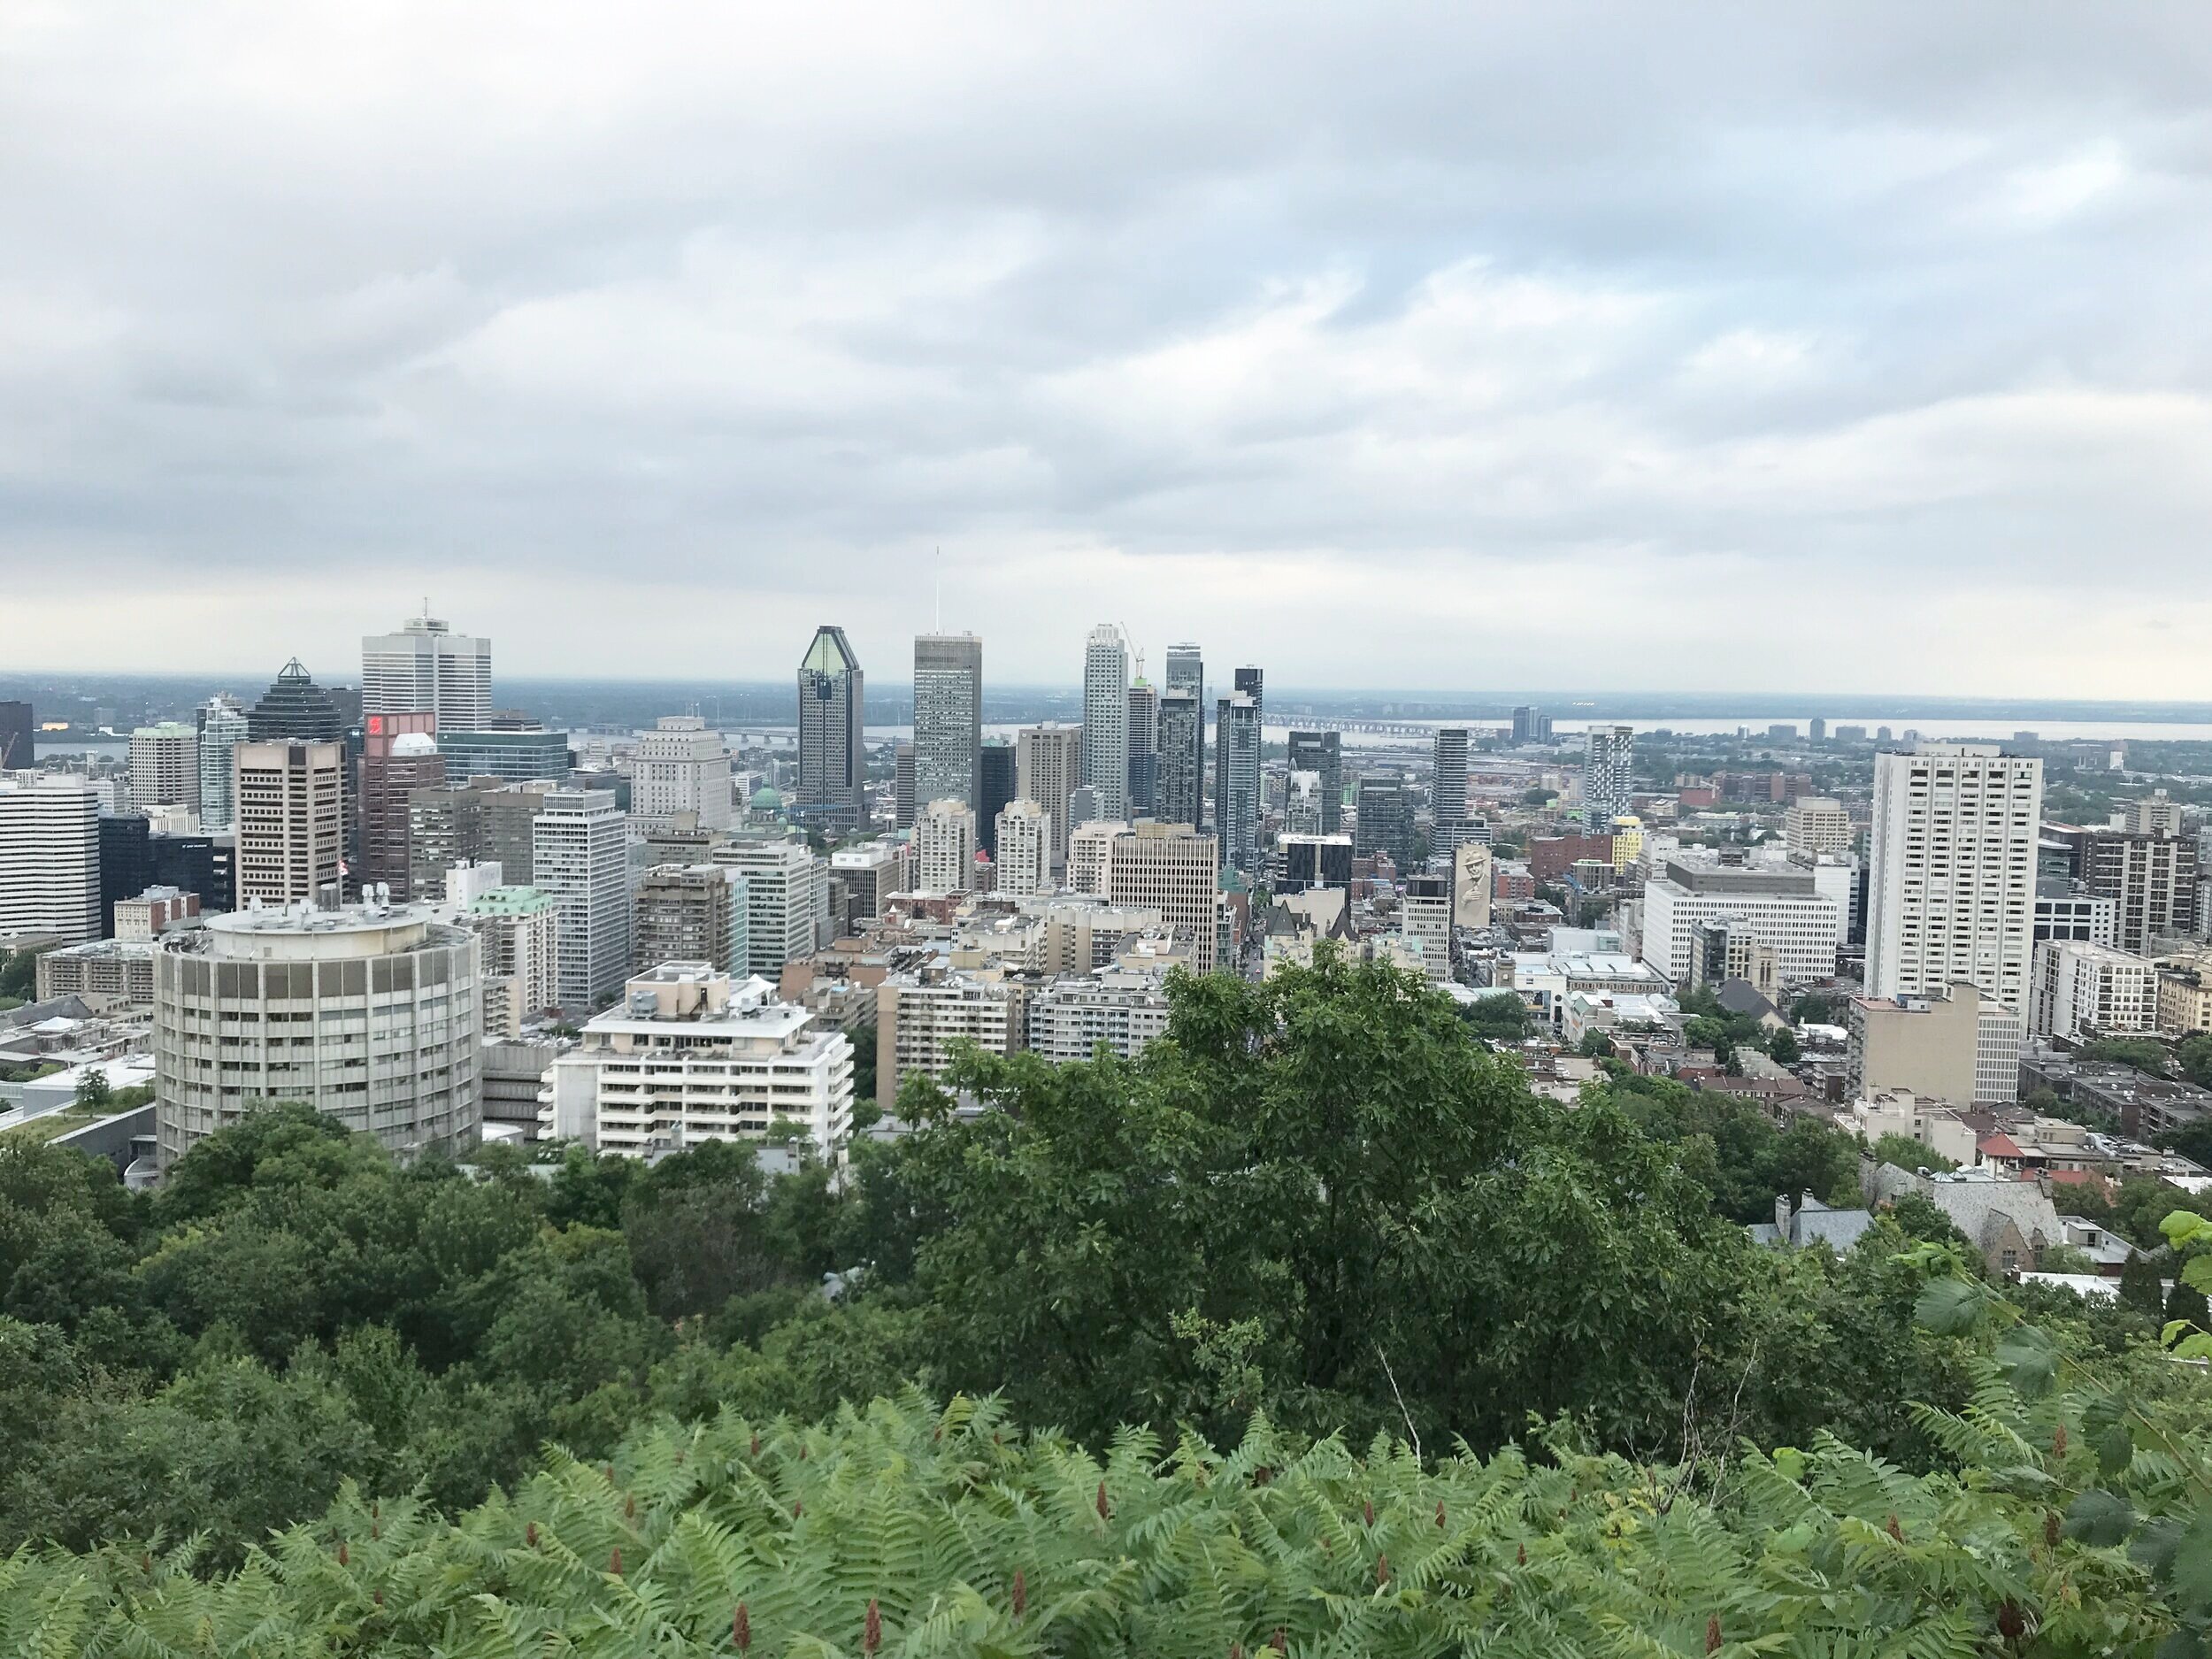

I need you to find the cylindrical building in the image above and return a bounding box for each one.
[152,901,480,1166]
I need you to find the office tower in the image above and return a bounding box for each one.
[152,902,480,1166]
[1016,723,1083,865]
[1285,731,1343,833]
[2032,939,2159,1041]
[248,659,344,742]
[828,841,902,926]
[970,744,1013,859]
[549,965,854,1157]
[1278,833,1354,895]
[196,694,250,832]
[1453,841,1493,930]
[894,742,916,830]
[436,727,572,784]
[1432,727,1470,847]
[1354,774,1414,865]
[1640,854,1843,986]
[1233,665,1263,715]
[532,791,632,1012]
[634,864,749,976]
[1164,644,1204,827]
[1126,674,1159,816]
[1402,874,1452,981]
[98,814,153,937]
[408,779,551,895]
[360,713,443,898]
[1213,692,1263,875]
[1866,745,2043,1010]
[634,716,733,829]
[795,625,866,830]
[148,831,234,914]
[995,799,1051,896]
[0,703,30,770]
[362,607,492,733]
[1104,820,1221,972]
[914,799,979,893]
[913,633,983,812]
[1510,705,1552,744]
[128,724,200,815]
[233,741,346,907]
[1081,625,1131,821]
[2081,830,2197,954]
[1155,694,1202,830]
[1784,797,1854,858]
[0,774,101,943]
[712,839,827,976]
[1582,726,1635,825]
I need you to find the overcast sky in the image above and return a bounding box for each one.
[4,3,2210,692]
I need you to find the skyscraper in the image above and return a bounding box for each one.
[978,743,1016,857]
[196,694,250,833]
[360,713,443,898]
[1214,691,1262,876]
[1432,727,1470,850]
[995,799,1050,896]
[1126,673,1159,816]
[1355,774,1414,866]
[533,790,633,1011]
[1582,726,1635,826]
[1866,745,2043,1010]
[1017,724,1082,866]
[234,741,347,907]
[2081,829,2198,954]
[1164,644,1204,829]
[1081,626,1131,822]
[795,626,866,830]
[1510,706,1552,745]
[712,839,826,976]
[1286,731,1343,833]
[894,742,916,830]
[1234,665,1263,713]
[1103,820,1222,973]
[634,716,733,829]
[362,608,492,734]
[914,799,979,894]
[248,659,344,743]
[1156,694,1203,830]
[128,724,200,815]
[0,703,32,771]
[0,774,101,944]
[913,633,983,813]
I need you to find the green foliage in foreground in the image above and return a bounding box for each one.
[0,1392,2166,1657]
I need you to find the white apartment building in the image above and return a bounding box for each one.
[532,790,632,1011]
[1026,969,1173,1062]
[196,694,250,833]
[1069,819,1125,897]
[1640,856,1841,987]
[0,773,101,943]
[632,716,733,829]
[1866,745,2043,1010]
[128,724,200,814]
[1105,820,1221,973]
[1081,625,1131,822]
[151,902,480,1166]
[1582,726,1635,824]
[713,838,827,976]
[362,609,492,733]
[546,964,853,1159]
[460,884,561,1038]
[233,741,346,908]
[1784,797,1854,858]
[874,967,1026,1108]
[1402,875,1452,982]
[2032,939,2160,1041]
[914,799,978,894]
[995,799,1051,896]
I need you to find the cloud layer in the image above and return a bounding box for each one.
[4,1,2210,690]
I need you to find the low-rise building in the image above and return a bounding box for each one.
[874,965,1026,1108]
[1847,981,2020,1108]
[35,939,156,1008]
[2031,939,2158,1041]
[1025,969,1173,1063]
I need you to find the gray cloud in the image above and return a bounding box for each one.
[4,0,2211,691]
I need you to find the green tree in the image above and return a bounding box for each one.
[72,1068,112,1112]
[2119,1249,2166,1319]
[1766,1026,1801,1065]
[2082,1036,2171,1077]
[1869,1133,1955,1173]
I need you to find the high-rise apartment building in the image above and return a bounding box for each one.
[0,703,30,771]
[532,790,632,1012]
[1784,796,1855,858]
[1156,695,1202,831]
[1286,731,1343,833]
[1126,675,1159,816]
[1213,692,1263,876]
[1233,665,1263,713]
[128,724,200,816]
[795,626,867,830]
[460,882,560,1036]
[914,799,979,894]
[711,839,826,977]
[2081,830,2197,954]
[362,608,492,733]
[1582,726,1635,825]
[634,716,733,829]
[1017,723,1083,866]
[1164,644,1204,827]
[995,799,1051,896]
[1104,820,1221,973]
[1081,626,1131,822]
[0,774,101,944]
[893,742,916,830]
[248,659,345,743]
[978,744,1016,857]
[360,713,444,898]
[1402,874,1452,980]
[1432,727,1470,848]
[234,741,346,907]
[196,694,250,833]
[1865,745,2043,1010]
[1354,774,1413,866]
[634,864,749,976]
[913,633,983,813]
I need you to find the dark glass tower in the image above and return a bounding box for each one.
[796,626,867,831]
[1156,693,1202,829]
[248,659,344,742]
[1164,644,1203,830]
[979,743,1017,856]
[0,701,31,769]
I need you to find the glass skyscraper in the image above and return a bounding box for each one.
[795,626,866,830]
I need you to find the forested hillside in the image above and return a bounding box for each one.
[5,952,2212,1652]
